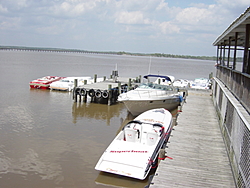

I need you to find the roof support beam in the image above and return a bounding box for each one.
[219,44,223,65]
[227,37,232,67]
[243,24,250,73]
[223,42,226,66]
[233,32,238,70]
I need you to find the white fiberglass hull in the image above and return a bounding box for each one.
[95,108,173,180]
[121,96,180,116]
[50,77,91,91]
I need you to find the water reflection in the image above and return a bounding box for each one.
[72,101,126,125]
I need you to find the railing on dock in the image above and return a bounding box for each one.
[216,65,250,113]
[213,78,250,188]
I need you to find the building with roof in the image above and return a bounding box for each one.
[213,7,250,188]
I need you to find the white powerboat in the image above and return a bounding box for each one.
[118,74,182,116]
[190,78,211,90]
[50,77,92,91]
[173,79,190,88]
[95,108,173,180]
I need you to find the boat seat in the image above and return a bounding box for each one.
[146,132,158,146]
[124,129,137,142]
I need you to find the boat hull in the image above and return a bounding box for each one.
[95,108,173,180]
[122,97,180,116]
[29,76,64,89]
[29,83,50,89]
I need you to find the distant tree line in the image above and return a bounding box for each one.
[0,45,242,62]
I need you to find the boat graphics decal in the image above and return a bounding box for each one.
[140,118,164,125]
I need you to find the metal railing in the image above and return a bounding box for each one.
[213,78,250,188]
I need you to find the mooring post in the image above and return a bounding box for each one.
[94,74,97,83]
[118,82,121,95]
[83,92,87,102]
[74,79,78,88]
[79,92,81,102]
[108,84,112,105]
[74,89,77,102]
[209,72,213,79]
[73,79,78,102]
[128,78,131,91]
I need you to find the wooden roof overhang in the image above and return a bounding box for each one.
[213,7,250,48]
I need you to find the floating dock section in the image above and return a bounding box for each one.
[73,74,141,105]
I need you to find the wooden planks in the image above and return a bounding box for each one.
[150,90,236,188]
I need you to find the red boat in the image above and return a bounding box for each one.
[29,76,65,89]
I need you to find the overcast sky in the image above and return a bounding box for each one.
[0,0,249,56]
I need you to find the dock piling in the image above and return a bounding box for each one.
[94,74,97,83]
[73,75,139,105]
[128,78,131,91]
[108,84,112,105]
[118,82,121,95]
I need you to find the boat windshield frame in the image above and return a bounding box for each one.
[143,74,172,82]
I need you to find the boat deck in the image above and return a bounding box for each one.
[150,90,235,188]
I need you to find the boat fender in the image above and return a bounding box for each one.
[158,149,166,160]
[179,95,183,102]
[159,127,165,136]
[88,89,95,97]
[102,90,109,98]
[151,158,158,168]
[80,88,87,96]
[75,87,81,95]
[95,89,102,98]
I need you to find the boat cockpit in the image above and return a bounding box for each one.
[122,121,164,146]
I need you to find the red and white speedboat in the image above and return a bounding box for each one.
[29,76,65,89]
[95,108,173,180]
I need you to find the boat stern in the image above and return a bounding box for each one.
[95,159,147,180]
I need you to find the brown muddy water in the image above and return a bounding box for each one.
[0,50,216,188]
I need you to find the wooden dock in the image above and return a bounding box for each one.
[73,76,140,105]
[150,90,236,188]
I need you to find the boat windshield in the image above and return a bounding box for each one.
[138,83,173,91]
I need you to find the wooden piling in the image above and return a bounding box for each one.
[73,75,139,104]
[94,74,97,83]
[83,94,87,102]
[73,79,78,102]
[74,89,78,102]
[128,78,131,91]
[79,93,81,102]
[118,82,121,95]
[108,84,112,105]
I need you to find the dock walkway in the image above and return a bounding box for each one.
[150,90,235,188]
